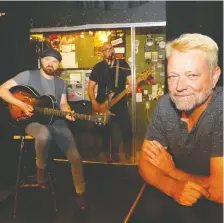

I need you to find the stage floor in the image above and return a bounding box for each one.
[0,163,143,223]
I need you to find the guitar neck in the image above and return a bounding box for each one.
[110,89,128,108]
[35,107,94,122]
[109,74,147,108]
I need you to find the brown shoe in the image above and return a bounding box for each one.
[36,167,48,190]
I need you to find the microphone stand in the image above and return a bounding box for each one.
[106,53,114,162]
[105,83,112,162]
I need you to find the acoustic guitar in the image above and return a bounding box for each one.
[5,85,109,127]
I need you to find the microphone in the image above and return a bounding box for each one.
[109,52,115,68]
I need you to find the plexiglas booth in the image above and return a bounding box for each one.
[29,22,166,165]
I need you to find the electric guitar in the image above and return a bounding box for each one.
[96,69,153,114]
[5,85,109,127]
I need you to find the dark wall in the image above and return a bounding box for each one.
[0,2,31,83]
[166,1,223,86]
[0,2,31,188]
[29,1,165,28]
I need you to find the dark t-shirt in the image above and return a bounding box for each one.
[145,87,223,176]
[89,59,131,112]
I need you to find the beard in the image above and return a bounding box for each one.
[41,63,56,76]
[169,83,213,112]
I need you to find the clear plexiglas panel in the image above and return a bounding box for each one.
[30,28,133,164]
[28,25,166,165]
[134,26,166,164]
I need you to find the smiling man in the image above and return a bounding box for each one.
[133,34,223,223]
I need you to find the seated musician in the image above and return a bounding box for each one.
[0,48,87,210]
[131,33,223,223]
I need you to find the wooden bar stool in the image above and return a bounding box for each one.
[123,183,146,223]
[12,135,58,218]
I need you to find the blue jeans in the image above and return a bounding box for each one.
[25,120,85,194]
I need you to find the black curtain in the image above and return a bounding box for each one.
[0,2,31,83]
[166,1,223,89]
[0,2,31,189]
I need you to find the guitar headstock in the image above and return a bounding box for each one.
[92,113,110,126]
[136,69,153,85]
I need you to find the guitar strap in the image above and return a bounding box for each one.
[103,60,110,97]
[104,59,120,92]
[115,59,119,88]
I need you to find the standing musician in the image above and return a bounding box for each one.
[88,42,133,163]
[0,48,87,210]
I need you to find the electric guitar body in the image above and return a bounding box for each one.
[94,69,153,114]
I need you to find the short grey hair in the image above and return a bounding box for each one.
[166,33,219,72]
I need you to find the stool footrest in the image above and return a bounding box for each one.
[12,137,58,218]
[13,135,34,140]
